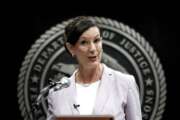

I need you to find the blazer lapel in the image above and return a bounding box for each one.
[93,64,114,114]
[66,71,80,115]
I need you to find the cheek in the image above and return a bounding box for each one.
[97,44,103,52]
[76,47,88,56]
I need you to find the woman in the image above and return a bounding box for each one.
[47,16,142,120]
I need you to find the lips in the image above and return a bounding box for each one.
[88,56,97,61]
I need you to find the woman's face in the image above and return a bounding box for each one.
[70,26,102,68]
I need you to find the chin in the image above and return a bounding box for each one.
[87,61,100,68]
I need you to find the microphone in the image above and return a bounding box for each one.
[53,77,71,91]
[73,104,80,109]
[31,77,70,119]
[35,77,71,106]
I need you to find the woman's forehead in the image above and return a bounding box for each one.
[80,27,100,39]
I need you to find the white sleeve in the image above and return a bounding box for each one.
[46,90,56,120]
[125,76,142,120]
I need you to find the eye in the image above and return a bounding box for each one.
[94,37,102,43]
[79,40,88,45]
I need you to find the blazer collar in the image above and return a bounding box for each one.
[66,70,79,114]
[93,64,114,114]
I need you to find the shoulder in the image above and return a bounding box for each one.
[104,64,136,87]
[109,67,138,93]
[47,71,76,98]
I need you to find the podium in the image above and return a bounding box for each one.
[56,115,114,120]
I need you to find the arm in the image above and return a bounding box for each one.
[46,90,56,120]
[125,76,142,120]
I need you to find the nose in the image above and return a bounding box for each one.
[89,42,96,53]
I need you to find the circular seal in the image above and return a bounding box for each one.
[17,17,167,120]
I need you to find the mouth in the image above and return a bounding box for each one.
[88,56,98,62]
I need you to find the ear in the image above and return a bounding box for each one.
[65,42,75,56]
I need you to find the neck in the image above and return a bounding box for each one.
[76,64,102,84]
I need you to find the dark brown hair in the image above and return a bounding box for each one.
[64,16,99,45]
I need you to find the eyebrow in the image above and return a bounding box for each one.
[80,34,100,40]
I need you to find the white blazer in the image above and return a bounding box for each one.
[47,64,142,120]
